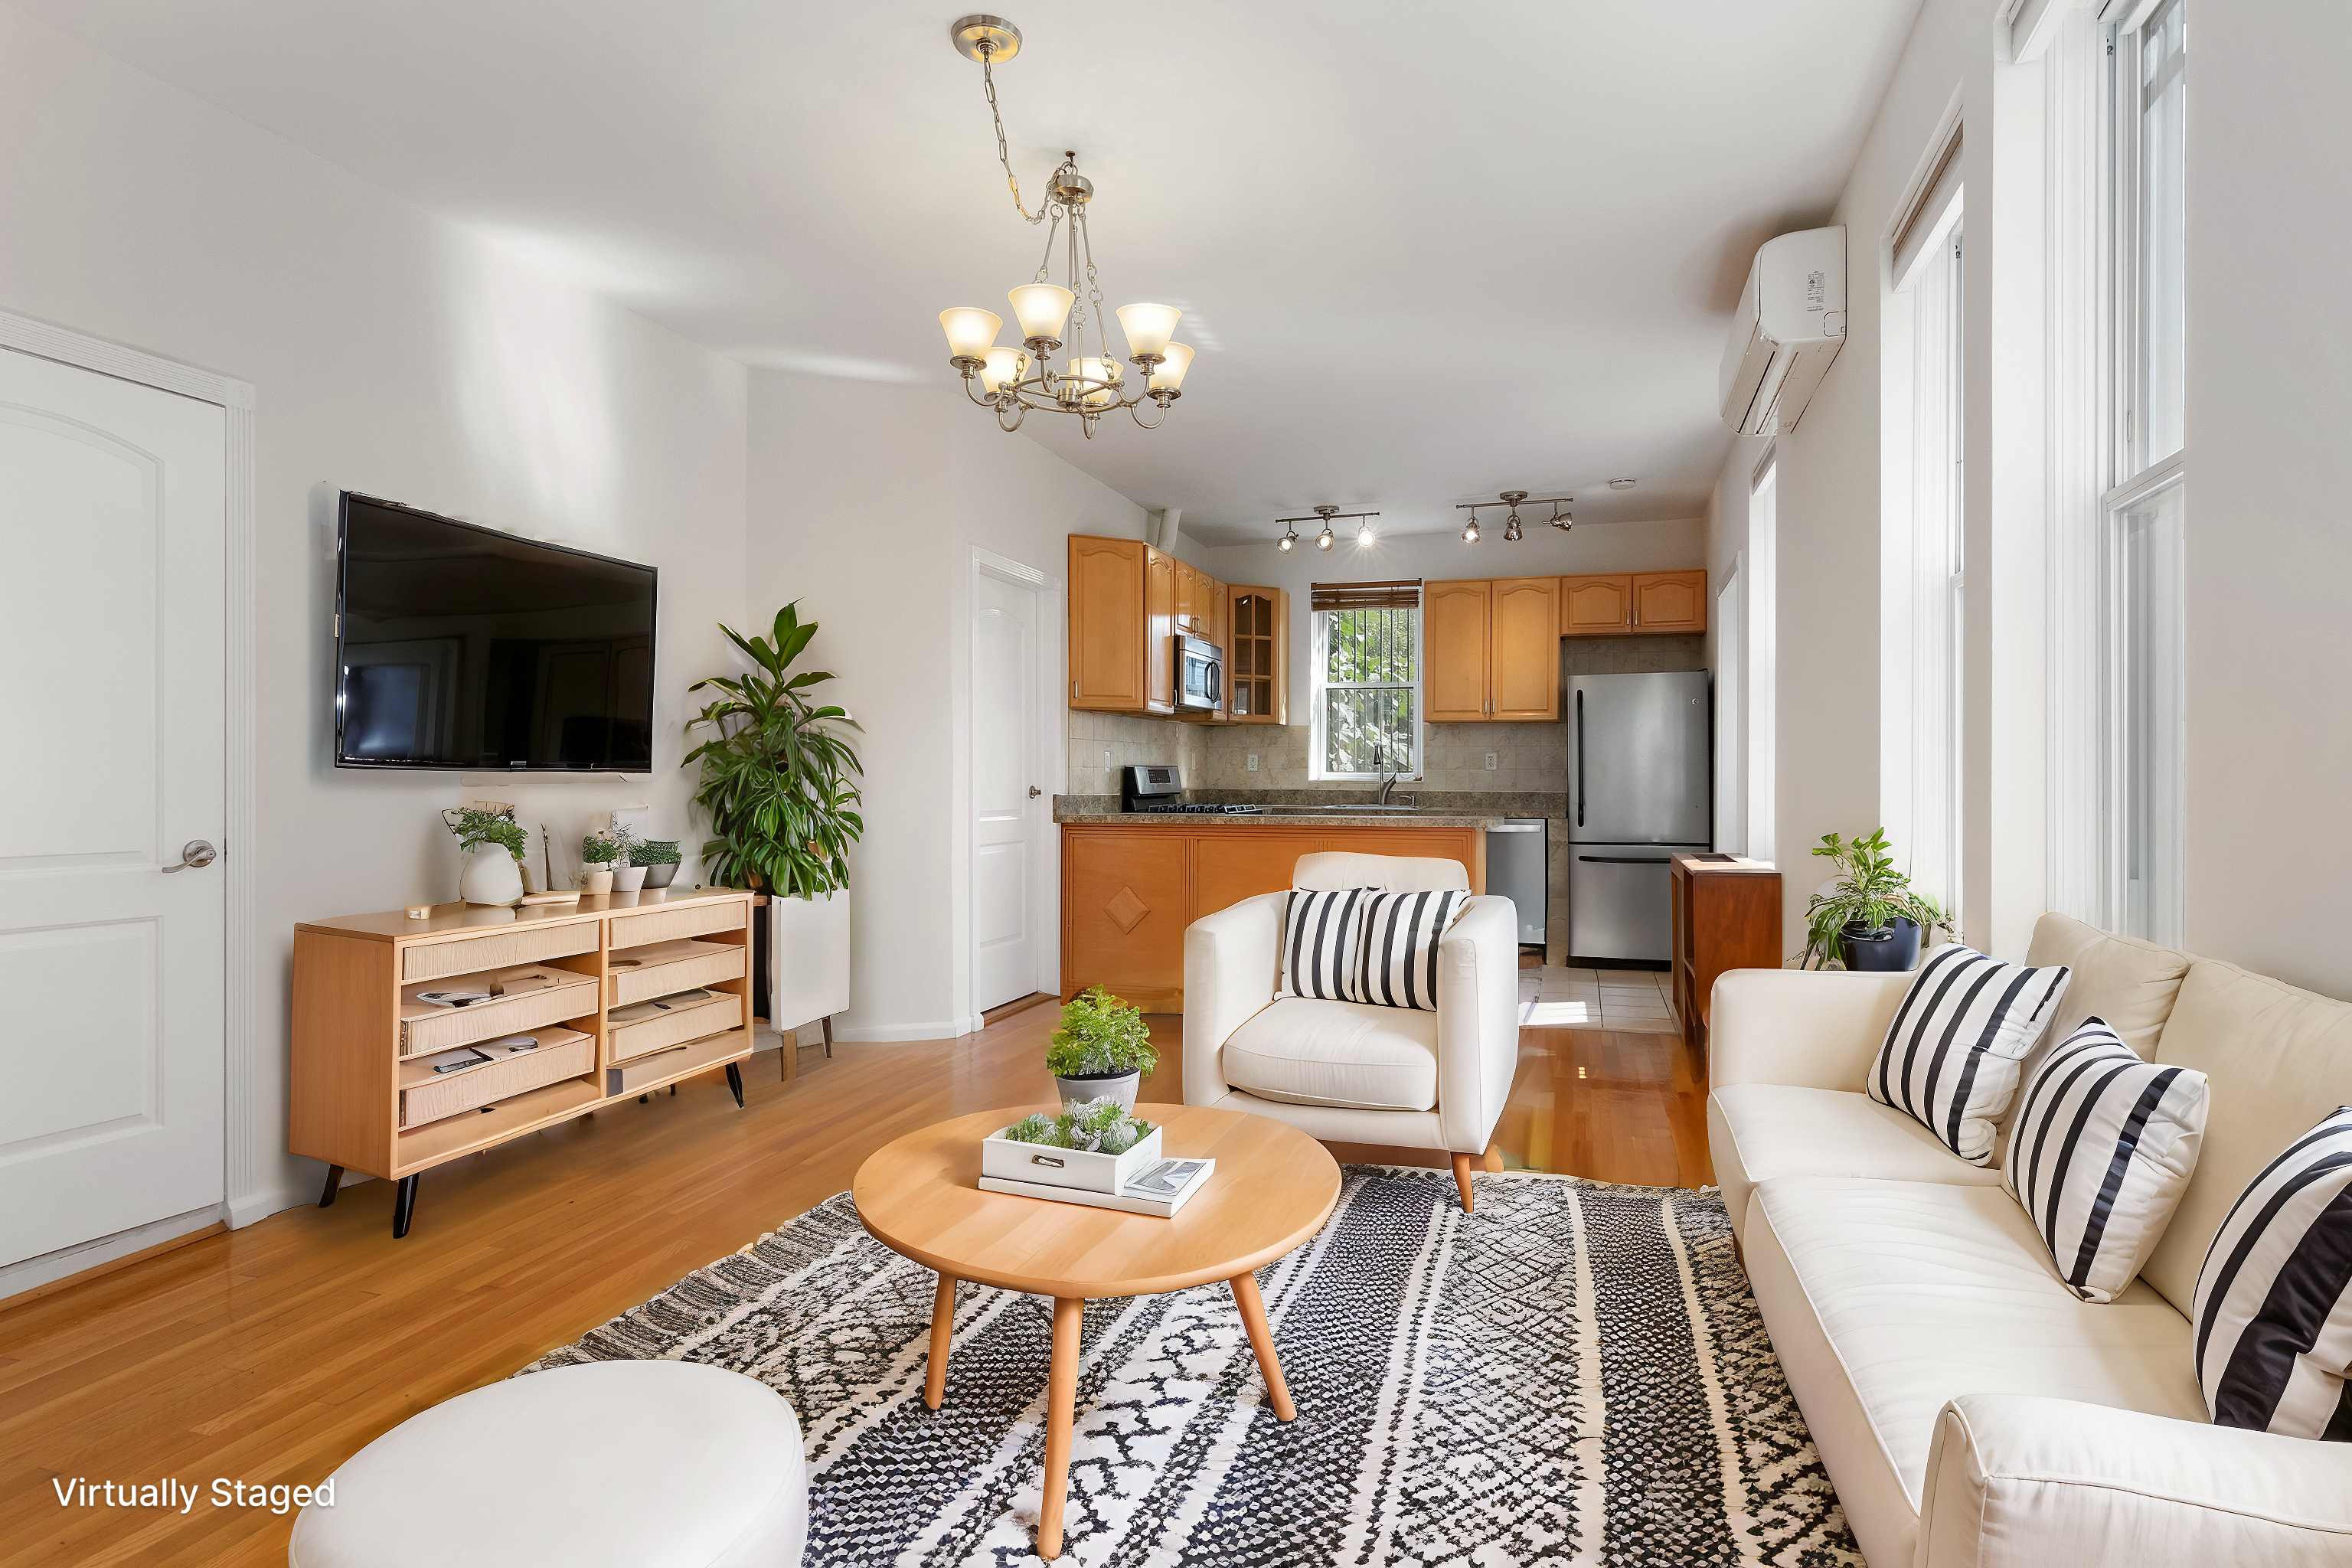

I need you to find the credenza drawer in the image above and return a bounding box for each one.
[399,967,601,1057]
[401,922,599,983]
[607,991,743,1063]
[398,1030,594,1128]
[605,1029,750,1096]
[610,939,746,1007]
[608,899,746,952]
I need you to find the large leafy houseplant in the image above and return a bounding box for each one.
[1046,987,1158,1079]
[684,602,864,897]
[1800,828,1952,969]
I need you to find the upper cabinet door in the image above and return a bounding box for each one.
[1490,577,1562,720]
[1423,579,1492,723]
[1068,535,1146,711]
[1560,573,1633,636]
[1174,560,1213,632]
[1226,586,1287,724]
[1145,547,1175,714]
[1631,570,1707,633]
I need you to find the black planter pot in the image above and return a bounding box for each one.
[1841,917,1922,972]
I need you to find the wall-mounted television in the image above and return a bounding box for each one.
[334,492,656,771]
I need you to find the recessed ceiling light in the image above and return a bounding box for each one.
[1608,477,1637,490]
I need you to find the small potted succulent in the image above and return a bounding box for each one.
[1801,828,1953,971]
[1004,1100,1157,1154]
[580,831,621,895]
[1046,988,1158,1111]
[608,822,648,893]
[634,839,683,889]
[443,806,528,906]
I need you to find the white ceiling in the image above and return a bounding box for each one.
[22,0,1922,543]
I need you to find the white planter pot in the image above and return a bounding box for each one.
[581,868,615,895]
[612,864,648,893]
[459,848,524,907]
[1055,1070,1142,1112]
[769,887,851,1034]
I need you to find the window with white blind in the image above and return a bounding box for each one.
[1309,580,1421,781]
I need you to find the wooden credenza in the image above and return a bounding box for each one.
[1060,822,1489,1011]
[290,888,756,1236]
[1669,854,1782,1054]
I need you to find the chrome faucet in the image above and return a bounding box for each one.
[1374,744,1397,807]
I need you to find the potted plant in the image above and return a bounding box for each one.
[685,602,864,1036]
[443,806,528,906]
[635,839,683,889]
[1800,828,1953,971]
[580,831,620,895]
[1045,987,1158,1111]
[607,822,648,893]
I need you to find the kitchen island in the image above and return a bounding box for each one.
[1056,808,1501,1011]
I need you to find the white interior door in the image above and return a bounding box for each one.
[0,347,227,1269]
[972,570,1042,1014]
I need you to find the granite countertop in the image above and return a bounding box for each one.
[1054,791,1560,831]
[1054,808,1512,828]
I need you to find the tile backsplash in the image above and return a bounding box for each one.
[1064,710,1207,798]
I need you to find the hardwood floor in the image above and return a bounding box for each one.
[0,1008,1709,1566]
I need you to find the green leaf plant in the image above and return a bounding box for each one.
[1799,828,1954,969]
[443,806,526,861]
[684,602,865,898]
[1045,987,1158,1079]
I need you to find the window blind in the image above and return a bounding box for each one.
[1892,126,1964,286]
[1310,579,1421,612]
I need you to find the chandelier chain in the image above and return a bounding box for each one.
[978,47,1049,227]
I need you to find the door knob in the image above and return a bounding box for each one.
[1027,786,1042,798]
[162,839,218,873]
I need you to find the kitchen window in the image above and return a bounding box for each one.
[1309,580,1421,780]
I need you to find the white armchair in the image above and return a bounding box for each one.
[1181,851,1520,1211]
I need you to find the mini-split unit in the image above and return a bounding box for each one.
[1720,225,1847,437]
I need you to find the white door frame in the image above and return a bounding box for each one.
[967,547,1062,1025]
[0,310,260,1227]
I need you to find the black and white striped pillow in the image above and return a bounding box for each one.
[1278,888,1374,1001]
[2004,1018,2208,1302]
[1867,943,2073,1165]
[2193,1107,2352,1441]
[1355,890,1465,1012]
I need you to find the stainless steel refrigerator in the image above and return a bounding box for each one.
[1566,671,1710,962]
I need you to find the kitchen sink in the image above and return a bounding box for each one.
[1255,802,1425,814]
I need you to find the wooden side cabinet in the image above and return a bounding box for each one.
[1632,570,1708,633]
[1226,585,1289,724]
[1669,854,1781,1056]
[1069,535,1148,710]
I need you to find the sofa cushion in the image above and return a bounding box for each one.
[1867,945,2073,1165]
[1222,996,1439,1112]
[2142,959,2352,1314]
[1356,889,1467,1011]
[1746,1176,2206,1563]
[1708,1083,2001,1236]
[1278,887,1374,1001]
[2004,1018,2209,1302]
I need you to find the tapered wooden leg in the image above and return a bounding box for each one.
[317,1165,343,1207]
[391,1175,420,1238]
[1037,1296,1083,1560]
[925,1272,957,1410]
[725,1061,744,1108]
[821,1014,835,1058]
[1451,1152,1476,1214]
[1229,1272,1295,1421]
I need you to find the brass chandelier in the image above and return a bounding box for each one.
[936,16,1194,438]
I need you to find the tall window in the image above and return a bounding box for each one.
[1746,461,1776,867]
[2108,0,2187,942]
[1310,581,1420,779]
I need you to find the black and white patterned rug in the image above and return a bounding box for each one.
[527,1168,1860,1566]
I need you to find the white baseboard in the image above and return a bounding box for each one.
[0,1203,226,1305]
[230,1178,312,1230]
[832,1016,982,1044]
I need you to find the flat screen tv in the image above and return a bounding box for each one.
[334,492,656,771]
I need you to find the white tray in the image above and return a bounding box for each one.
[979,1122,1164,1195]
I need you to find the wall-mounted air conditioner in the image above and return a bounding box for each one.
[1719,226,1847,436]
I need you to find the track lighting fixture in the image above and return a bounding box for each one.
[1276,503,1376,553]
[1278,526,1296,552]
[1455,489,1573,544]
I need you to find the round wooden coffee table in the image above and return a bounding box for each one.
[852,1103,1341,1560]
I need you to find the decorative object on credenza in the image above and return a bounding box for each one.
[443,805,527,907]
[634,839,683,889]
[1800,828,1953,971]
[604,818,649,892]
[1046,987,1157,1111]
[688,602,864,1044]
[580,831,620,896]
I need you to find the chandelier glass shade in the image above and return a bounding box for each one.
[936,18,1193,439]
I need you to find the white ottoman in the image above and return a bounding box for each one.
[290,1360,808,1567]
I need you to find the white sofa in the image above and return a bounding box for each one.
[1707,913,2352,1568]
[1182,851,1519,1210]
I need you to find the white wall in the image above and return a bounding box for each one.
[745,371,1148,1041]
[0,4,750,1226]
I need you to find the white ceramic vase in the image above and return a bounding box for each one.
[582,868,615,895]
[612,864,648,893]
[459,848,525,907]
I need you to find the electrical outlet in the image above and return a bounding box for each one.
[1485,753,1498,770]
[1247,753,1259,772]
[1102,749,1112,769]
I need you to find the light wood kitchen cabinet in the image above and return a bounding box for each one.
[1068,534,1148,710]
[1145,546,1176,714]
[1630,570,1707,633]
[1423,578,1493,722]
[1425,577,1559,722]
[1561,573,1633,635]
[1226,585,1289,724]
[1174,559,1215,633]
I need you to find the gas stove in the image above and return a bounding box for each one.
[1119,764,1263,815]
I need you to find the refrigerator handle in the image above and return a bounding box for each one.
[1573,688,1585,828]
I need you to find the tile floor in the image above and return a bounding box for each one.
[1517,965,1680,1034]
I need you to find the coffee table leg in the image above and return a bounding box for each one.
[1037,1295,1083,1560]
[925,1272,957,1410]
[1228,1272,1296,1421]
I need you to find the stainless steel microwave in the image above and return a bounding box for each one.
[1174,633,1222,713]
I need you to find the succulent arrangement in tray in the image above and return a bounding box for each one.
[1003,1099,1156,1155]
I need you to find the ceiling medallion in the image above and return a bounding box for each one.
[1456,490,1572,544]
[1276,505,1379,553]
[936,15,1193,439]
